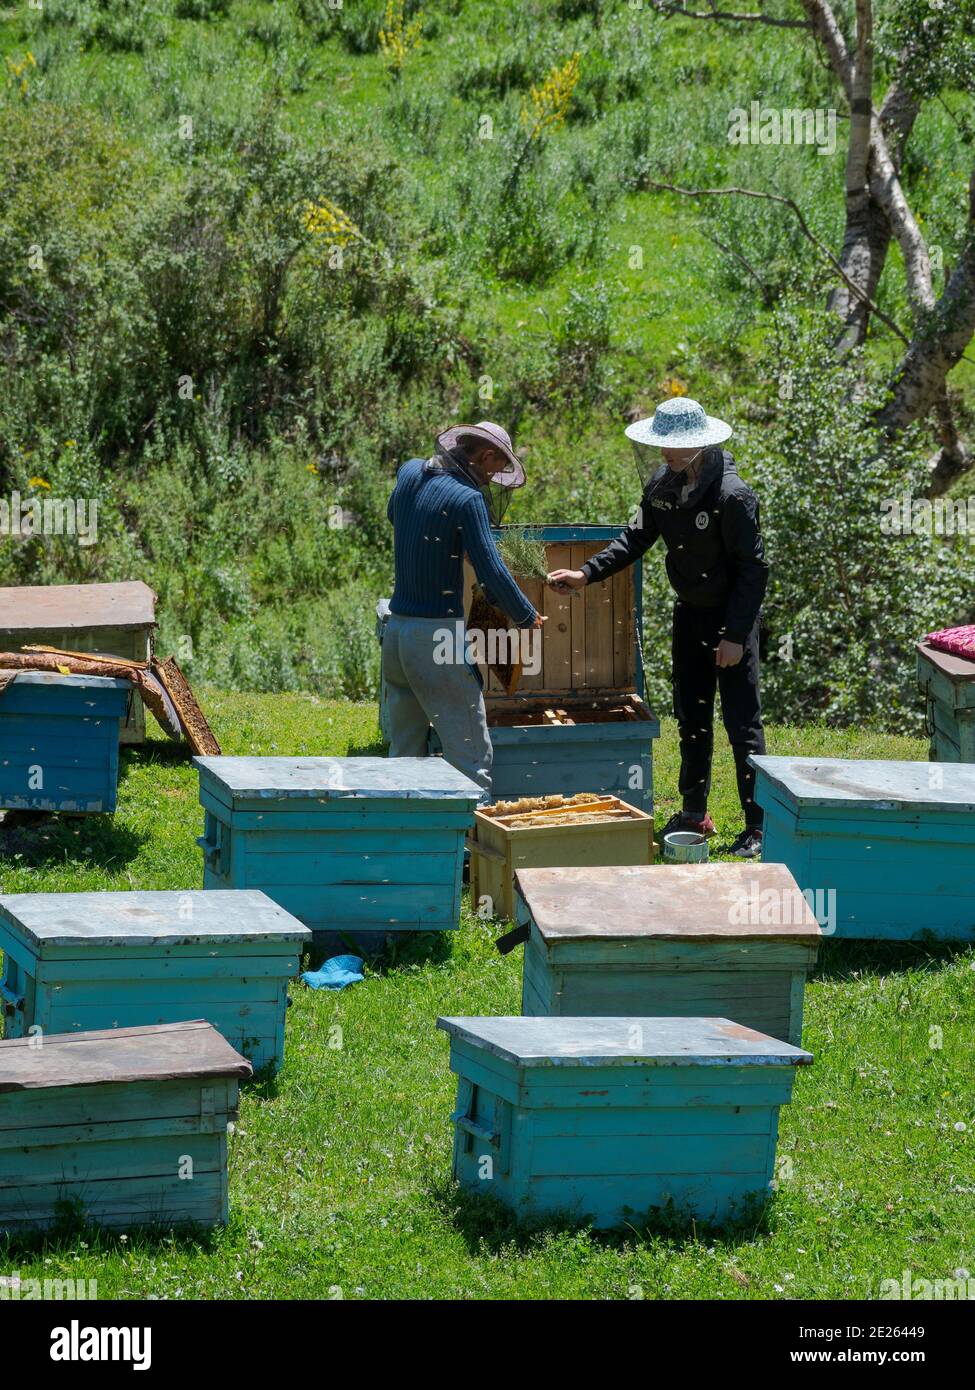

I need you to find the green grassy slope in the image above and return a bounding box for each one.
[1,696,972,1300]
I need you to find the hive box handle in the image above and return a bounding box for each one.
[494,923,530,955]
[0,977,25,1017]
[450,1111,500,1148]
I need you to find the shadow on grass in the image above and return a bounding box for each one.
[120,740,196,771]
[348,736,388,757]
[814,936,974,982]
[431,1178,771,1255]
[0,1200,220,1261]
[0,810,146,871]
[303,929,453,974]
[241,1065,281,1102]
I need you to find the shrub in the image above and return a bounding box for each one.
[745,315,975,731]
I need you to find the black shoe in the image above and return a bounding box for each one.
[729,827,763,859]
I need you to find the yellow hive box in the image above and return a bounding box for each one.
[469,794,655,921]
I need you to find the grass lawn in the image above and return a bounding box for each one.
[1,693,972,1300]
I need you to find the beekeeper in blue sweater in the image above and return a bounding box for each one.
[384,421,544,794]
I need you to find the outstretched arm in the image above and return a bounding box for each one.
[463,497,539,628]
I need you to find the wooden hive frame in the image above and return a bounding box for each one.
[462,531,650,713]
[469,793,655,921]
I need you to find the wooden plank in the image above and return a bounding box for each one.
[916,640,975,684]
[514,863,822,943]
[584,561,615,690]
[542,543,573,689]
[242,850,458,888]
[0,1021,252,1092]
[0,1131,225,1187]
[612,568,635,688]
[0,1078,236,1132]
[0,581,157,633]
[569,543,589,687]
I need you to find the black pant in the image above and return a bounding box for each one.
[671,602,766,827]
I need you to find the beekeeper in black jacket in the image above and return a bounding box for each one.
[548,396,769,857]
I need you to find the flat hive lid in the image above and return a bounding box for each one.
[514,863,821,944]
[916,640,975,681]
[3,672,130,694]
[750,755,975,813]
[0,1020,251,1093]
[0,581,156,634]
[437,1015,812,1068]
[194,755,486,803]
[0,889,311,950]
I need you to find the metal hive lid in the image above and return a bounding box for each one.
[750,755,975,814]
[194,755,486,803]
[437,1015,813,1067]
[0,889,311,949]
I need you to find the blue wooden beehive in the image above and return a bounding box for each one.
[513,863,821,1046]
[0,1020,250,1233]
[438,1014,811,1228]
[0,890,309,1073]
[380,526,660,811]
[751,755,975,940]
[194,756,484,945]
[0,672,131,812]
[916,641,975,763]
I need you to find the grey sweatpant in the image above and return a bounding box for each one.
[381,612,493,795]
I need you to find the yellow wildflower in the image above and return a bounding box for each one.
[303,198,359,248]
[520,53,581,139]
[379,0,424,76]
[28,476,52,490]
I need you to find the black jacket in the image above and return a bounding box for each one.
[581,449,769,644]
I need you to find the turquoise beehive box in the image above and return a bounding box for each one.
[438,1015,811,1228]
[194,756,484,944]
[380,526,660,811]
[0,890,309,1073]
[916,641,975,763]
[751,755,975,940]
[0,1020,250,1233]
[512,863,821,1046]
[0,672,131,812]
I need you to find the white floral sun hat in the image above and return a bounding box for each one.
[625,397,732,449]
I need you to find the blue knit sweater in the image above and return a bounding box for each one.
[387,458,538,627]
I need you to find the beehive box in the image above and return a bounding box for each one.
[512,864,820,1045]
[0,889,309,1072]
[0,1020,250,1233]
[0,672,131,813]
[438,1014,811,1228]
[194,756,484,945]
[0,581,156,744]
[380,526,660,810]
[751,755,975,940]
[469,794,655,921]
[917,641,975,763]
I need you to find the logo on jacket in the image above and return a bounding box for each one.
[695,511,710,530]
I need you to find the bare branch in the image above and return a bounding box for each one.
[647,2,812,27]
[644,178,909,343]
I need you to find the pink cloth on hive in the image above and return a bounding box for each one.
[925,625,975,660]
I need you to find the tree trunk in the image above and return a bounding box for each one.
[877,166,975,491]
